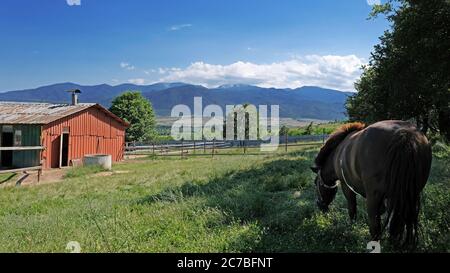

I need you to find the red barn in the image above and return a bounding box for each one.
[0,97,129,169]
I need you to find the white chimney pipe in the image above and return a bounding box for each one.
[68,89,81,105]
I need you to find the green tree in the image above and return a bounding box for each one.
[109,91,156,142]
[303,122,314,136]
[347,0,450,141]
[224,103,259,140]
[279,125,289,136]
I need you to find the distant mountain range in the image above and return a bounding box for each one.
[0,83,353,120]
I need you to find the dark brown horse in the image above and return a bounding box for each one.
[311,120,432,248]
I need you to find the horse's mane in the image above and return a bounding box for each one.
[314,122,366,167]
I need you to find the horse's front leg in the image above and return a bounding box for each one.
[341,183,357,221]
[366,193,383,241]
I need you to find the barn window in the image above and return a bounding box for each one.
[14,130,22,146]
[2,125,13,133]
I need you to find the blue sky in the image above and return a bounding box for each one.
[0,0,388,91]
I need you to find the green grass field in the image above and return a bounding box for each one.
[0,144,448,253]
[287,122,344,136]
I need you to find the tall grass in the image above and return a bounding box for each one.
[0,145,447,252]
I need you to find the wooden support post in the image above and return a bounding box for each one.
[193,141,196,154]
[16,172,29,187]
[204,139,206,154]
[212,138,215,158]
[37,169,42,183]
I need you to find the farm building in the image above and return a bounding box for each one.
[0,94,129,170]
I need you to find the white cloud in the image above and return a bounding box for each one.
[128,78,146,85]
[144,69,159,75]
[367,0,381,6]
[66,0,81,6]
[169,24,193,31]
[158,55,365,91]
[120,62,135,71]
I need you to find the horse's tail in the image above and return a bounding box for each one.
[384,128,431,249]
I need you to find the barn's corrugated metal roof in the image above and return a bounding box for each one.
[0,102,129,126]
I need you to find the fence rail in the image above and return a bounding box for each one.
[0,146,44,151]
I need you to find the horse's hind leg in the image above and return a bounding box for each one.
[366,194,383,241]
[342,183,357,221]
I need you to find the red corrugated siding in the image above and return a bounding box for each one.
[41,107,127,169]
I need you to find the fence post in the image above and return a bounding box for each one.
[152,142,155,155]
[181,139,184,159]
[193,140,196,154]
[285,128,289,152]
[322,128,326,144]
[212,138,215,158]
[204,139,206,154]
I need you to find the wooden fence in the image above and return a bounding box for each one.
[0,146,44,183]
[125,135,328,158]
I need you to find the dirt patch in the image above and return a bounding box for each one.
[124,154,149,160]
[0,168,67,188]
[0,167,131,188]
[92,170,130,177]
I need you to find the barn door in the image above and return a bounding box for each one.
[1,126,14,167]
[59,133,70,168]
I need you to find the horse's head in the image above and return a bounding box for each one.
[310,122,365,212]
[311,165,338,212]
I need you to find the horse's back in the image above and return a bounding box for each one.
[367,120,418,134]
[343,120,431,190]
[364,120,430,152]
[360,120,428,147]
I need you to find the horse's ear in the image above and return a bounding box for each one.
[310,166,319,173]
